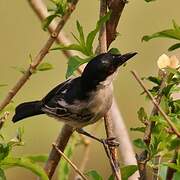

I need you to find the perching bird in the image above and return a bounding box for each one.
[12,52,137,131]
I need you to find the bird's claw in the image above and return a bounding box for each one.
[101,137,119,148]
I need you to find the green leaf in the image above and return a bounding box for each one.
[142,29,180,42]
[173,172,180,180]
[51,44,87,55]
[133,138,147,149]
[108,48,121,55]
[0,168,6,180]
[76,21,86,47]
[11,66,26,74]
[137,107,148,124]
[0,157,48,180]
[16,127,24,142]
[0,85,7,88]
[66,56,91,78]
[144,0,156,2]
[86,11,111,54]
[146,76,161,85]
[142,21,180,42]
[168,43,180,51]
[121,165,138,180]
[86,170,103,180]
[130,127,145,133]
[37,62,53,71]
[0,144,10,161]
[25,155,48,163]
[42,14,57,31]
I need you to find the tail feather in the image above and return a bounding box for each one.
[12,101,44,123]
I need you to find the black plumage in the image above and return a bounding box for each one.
[12,52,137,128]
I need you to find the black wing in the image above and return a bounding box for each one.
[42,78,72,104]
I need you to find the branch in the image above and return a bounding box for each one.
[106,0,127,48]
[0,0,79,111]
[131,70,180,137]
[52,143,88,180]
[98,1,121,179]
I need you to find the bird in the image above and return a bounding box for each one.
[12,52,137,140]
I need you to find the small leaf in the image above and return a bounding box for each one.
[16,127,24,142]
[0,157,48,180]
[76,21,86,47]
[133,138,147,149]
[0,144,10,161]
[52,44,86,55]
[0,84,7,88]
[144,0,156,2]
[0,168,6,180]
[86,11,111,54]
[25,155,48,163]
[86,170,103,180]
[146,76,161,85]
[130,127,145,133]
[66,56,91,78]
[42,14,58,31]
[37,62,53,71]
[168,43,180,51]
[137,107,148,124]
[121,165,138,180]
[11,66,26,74]
[108,48,121,55]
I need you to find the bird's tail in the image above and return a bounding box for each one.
[12,101,44,123]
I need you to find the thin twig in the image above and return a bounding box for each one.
[0,112,9,129]
[0,0,79,111]
[131,70,180,137]
[52,143,88,180]
[44,125,74,178]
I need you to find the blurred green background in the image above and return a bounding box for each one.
[0,0,180,179]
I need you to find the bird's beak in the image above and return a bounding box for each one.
[113,52,137,67]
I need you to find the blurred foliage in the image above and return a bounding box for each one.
[0,123,48,180]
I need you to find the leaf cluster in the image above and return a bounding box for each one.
[132,68,180,179]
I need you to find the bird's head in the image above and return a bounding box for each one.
[81,52,137,90]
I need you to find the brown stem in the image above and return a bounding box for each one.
[131,70,180,138]
[106,0,127,48]
[44,125,74,179]
[0,0,79,111]
[98,0,121,179]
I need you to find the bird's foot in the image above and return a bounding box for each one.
[101,137,119,148]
